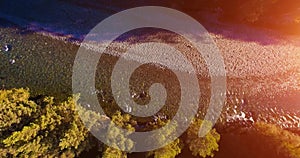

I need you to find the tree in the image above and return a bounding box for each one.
[0,88,223,157]
[146,118,183,158]
[0,88,38,133]
[102,146,128,158]
[255,122,300,158]
[102,111,136,158]
[186,118,220,158]
[0,88,107,158]
[146,138,182,158]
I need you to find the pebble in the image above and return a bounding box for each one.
[124,104,132,113]
[3,44,12,52]
[131,92,138,98]
[9,59,15,64]
[240,99,245,105]
[131,91,147,99]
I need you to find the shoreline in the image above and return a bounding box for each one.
[0,3,299,130]
[0,25,299,129]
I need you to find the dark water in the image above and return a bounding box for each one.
[0,0,172,40]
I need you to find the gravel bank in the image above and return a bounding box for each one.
[0,11,299,129]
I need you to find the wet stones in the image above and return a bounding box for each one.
[226,90,248,107]
[9,59,15,64]
[3,44,12,52]
[124,104,132,113]
[131,91,148,99]
[1,44,17,64]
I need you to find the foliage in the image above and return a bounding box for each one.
[102,111,135,158]
[147,138,182,158]
[0,88,106,158]
[146,119,183,158]
[0,88,37,132]
[0,88,222,157]
[186,118,220,158]
[102,146,127,158]
[146,118,221,158]
[255,122,300,158]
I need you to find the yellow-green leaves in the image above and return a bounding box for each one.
[147,138,182,158]
[59,121,87,150]
[102,146,127,158]
[0,88,223,157]
[102,111,136,158]
[0,88,37,130]
[255,122,300,158]
[146,119,183,158]
[186,119,220,158]
[3,123,40,146]
[0,88,105,158]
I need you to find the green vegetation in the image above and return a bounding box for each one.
[102,146,127,158]
[3,88,300,158]
[186,119,220,158]
[146,119,183,158]
[255,122,300,158]
[0,88,102,157]
[147,139,182,158]
[102,111,136,158]
[0,88,222,158]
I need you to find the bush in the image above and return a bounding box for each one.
[186,118,221,158]
[0,88,221,158]
[0,88,106,158]
[146,119,183,158]
[255,122,300,158]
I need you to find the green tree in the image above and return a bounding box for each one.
[147,138,182,158]
[0,88,107,158]
[102,111,136,158]
[186,118,220,158]
[0,88,37,132]
[255,122,300,158]
[146,118,183,158]
[102,146,128,158]
[0,88,224,157]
